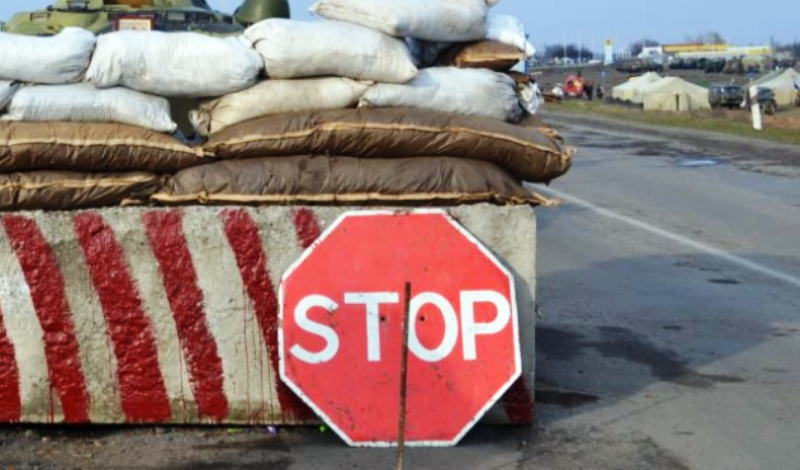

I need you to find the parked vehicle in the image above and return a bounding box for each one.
[616,58,662,74]
[709,84,778,115]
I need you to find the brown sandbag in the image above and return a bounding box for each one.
[0,121,208,173]
[203,108,573,183]
[0,172,162,211]
[152,155,553,206]
[436,41,524,71]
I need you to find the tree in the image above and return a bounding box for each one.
[542,43,594,61]
[629,39,661,57]
[685,31,727,45]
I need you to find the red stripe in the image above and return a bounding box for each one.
[1,216,90,423]
[293,208,323,249]
[501,377,535,424]
[221,209,316,421]
[0,306,21,423]
[74,213,172,423]
[143,210,229,422]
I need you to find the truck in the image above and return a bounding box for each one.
[709,84,778,115]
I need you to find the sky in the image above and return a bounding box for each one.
[2,0,796,54]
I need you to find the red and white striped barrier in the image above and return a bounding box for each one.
[0,205,536,425]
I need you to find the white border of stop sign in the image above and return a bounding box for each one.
[278,210,521,447]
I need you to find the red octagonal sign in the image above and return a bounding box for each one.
[279,210,520,447]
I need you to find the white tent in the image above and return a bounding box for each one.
[755,68,800,106]
[612,72,662,102]
[641,77,710,112]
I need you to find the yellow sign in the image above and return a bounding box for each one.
[605,39,613,47]
[663,44,729,53]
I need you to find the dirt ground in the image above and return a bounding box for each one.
[542,110,800,178]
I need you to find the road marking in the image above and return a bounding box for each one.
[532,185,800,289]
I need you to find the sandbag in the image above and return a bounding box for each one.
[1,84,178,134]
[244,20,417,83]
[359,67,523,122]
[86,31,262,98]
[310,0,489,42]
[191,78,370,137]
[0,172,161,212]
[486,13,535,57]
[0,28,96,84]
[0,81,18,112]
[203,108,573,183]
[153,155,547,206]
[437,41,524,71]
[0,121,207,173]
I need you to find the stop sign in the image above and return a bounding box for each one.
[279,210,520,447]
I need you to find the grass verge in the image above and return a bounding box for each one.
[554,100,800,146]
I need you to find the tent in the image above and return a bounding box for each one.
[641,77,710,112]
[755,68,800,106]
[611,72,661,102]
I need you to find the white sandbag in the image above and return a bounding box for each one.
[359,67,522,122]
[310,0,489,42]
[245,20,417,83]
[86,31,262,98]
[486,13,535,57]
[1,84,177,133]
[0,28,96,84]
[0,81,19,112]
[191,78,371,136]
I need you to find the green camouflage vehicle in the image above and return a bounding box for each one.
[2,0,289,36]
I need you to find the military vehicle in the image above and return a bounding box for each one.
[709,84,778,115]
[1,0,289,36]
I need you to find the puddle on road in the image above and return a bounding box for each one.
[676,156,722,168]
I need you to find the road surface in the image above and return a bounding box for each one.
[1,115,798,469]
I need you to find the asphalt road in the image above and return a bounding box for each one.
[1,117,799,469]
[529,114,800,470]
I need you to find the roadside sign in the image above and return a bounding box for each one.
[279,210,521,447]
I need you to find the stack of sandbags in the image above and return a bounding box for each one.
[0,27,268,211]
[0,28,175,132]
[0,28,168,210]
[0,121,208,211]
[0,0,566,212]
[153,108,571,207]
[171,1,554,208]
[0,28,265,132]
[301,0,540,119]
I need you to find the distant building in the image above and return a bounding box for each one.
[651,43,774,60]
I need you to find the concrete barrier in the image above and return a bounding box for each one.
[0,205,536,425]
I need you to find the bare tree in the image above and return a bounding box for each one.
[685,31,727,45]
[542,44,594,61]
